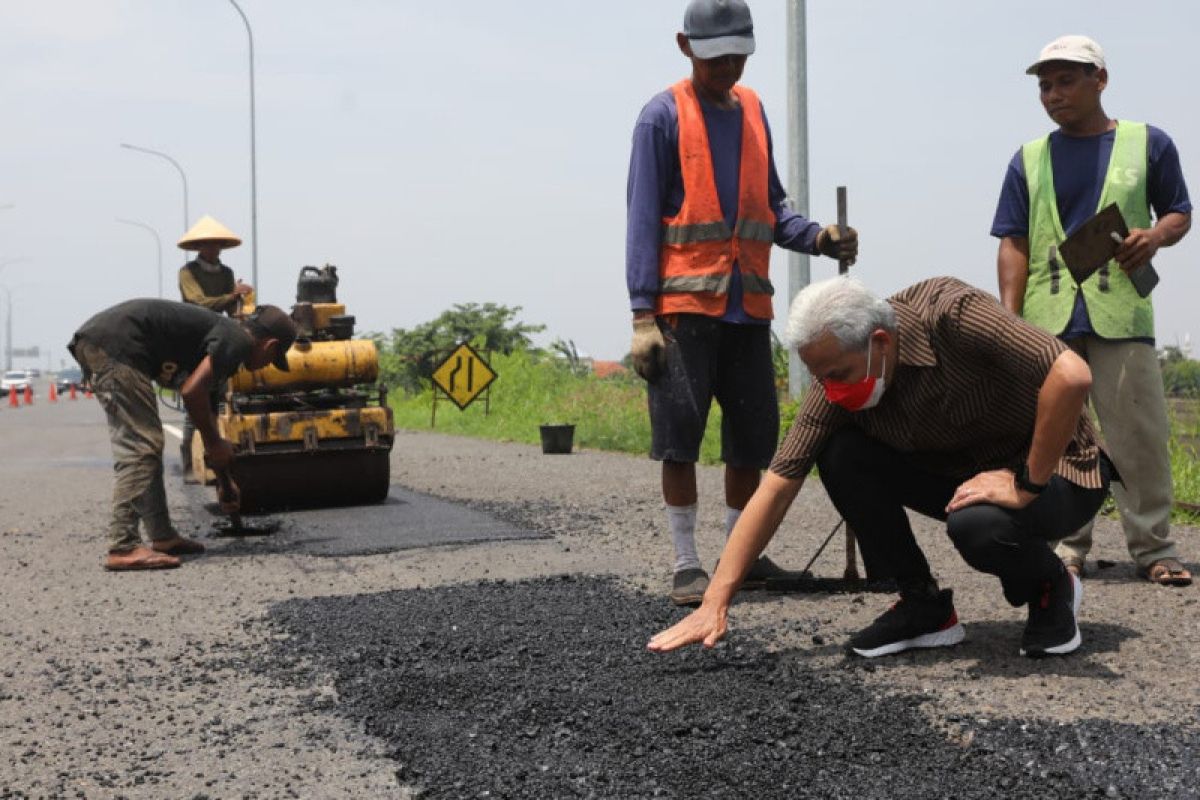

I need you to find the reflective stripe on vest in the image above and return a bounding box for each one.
[1021,120,1154,338]
[657,79,777,318]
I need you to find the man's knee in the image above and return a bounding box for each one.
[946,505,1017,565]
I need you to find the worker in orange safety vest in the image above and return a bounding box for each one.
[625,0,859,606]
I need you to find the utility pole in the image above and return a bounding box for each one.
[3,286,12,372]
[785,0,811,400]
[228,0,260,296]
[0,258,28,372]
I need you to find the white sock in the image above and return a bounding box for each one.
[724,506,742,540]
[667,503,700,573]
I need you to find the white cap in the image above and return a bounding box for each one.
[1026,35,1106,75]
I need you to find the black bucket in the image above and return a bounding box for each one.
[539,424,575,454]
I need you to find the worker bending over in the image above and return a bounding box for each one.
[69,300,296,571]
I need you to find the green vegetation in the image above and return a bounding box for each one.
[1169,399,1200,523]
[390,348,729,464]
[374,303,545,395]
[379,306,1199,523]
[1160,346,1200,398]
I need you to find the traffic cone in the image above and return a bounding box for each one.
[69,384,77,400]
[23,385,32,405]
[48,383,58,402]
[7,389,16,408]
[85,387,93,399]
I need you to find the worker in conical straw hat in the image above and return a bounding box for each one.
[177,214,254,481]
[177,215,253,317]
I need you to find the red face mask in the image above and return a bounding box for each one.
[821,338,887,412]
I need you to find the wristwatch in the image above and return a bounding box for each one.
[1015,463,1048,495]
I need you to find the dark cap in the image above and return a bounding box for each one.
[683,0,755,59]
[245,304,297,371]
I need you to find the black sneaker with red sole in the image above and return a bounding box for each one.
[1021,570,1082,658]
[848,588,965,658]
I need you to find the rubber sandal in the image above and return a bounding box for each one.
[1141,558,1193,587]
[105,548,181,571]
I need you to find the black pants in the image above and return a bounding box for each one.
[816,428,1112,606]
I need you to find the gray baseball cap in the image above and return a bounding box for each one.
[683,0,756,59]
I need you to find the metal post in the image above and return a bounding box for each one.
[229,0,259,296]
[119,143,189,233]
[3,286,12,372]
[116,219,164,298]
[785,0,811,401]
[0,259,27,372]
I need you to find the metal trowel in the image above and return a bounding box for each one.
[210,462,280,537]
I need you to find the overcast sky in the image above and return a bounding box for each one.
[2,0,1198,369]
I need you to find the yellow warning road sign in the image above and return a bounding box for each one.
[431,343,497,410]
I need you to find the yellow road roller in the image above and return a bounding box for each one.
[195,266,394,512]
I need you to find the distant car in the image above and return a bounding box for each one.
[1,370,33,397]
[55,368,84,393]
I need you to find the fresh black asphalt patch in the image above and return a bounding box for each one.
[189,486,548,557]
[260,576,1200,799]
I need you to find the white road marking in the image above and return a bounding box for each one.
[162,423,183,440]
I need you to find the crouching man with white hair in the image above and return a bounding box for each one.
[648,276,1114,659]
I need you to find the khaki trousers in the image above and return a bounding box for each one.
[1055,337,1177,569]
[73,340,177,552]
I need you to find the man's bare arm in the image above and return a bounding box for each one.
[997,236,1030,315]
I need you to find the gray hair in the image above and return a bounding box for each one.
[784,276,896,352]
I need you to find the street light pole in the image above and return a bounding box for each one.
[116,219,164,299]
[786,0,811,399]
[228,0,259,296]
[119,144,189,234]
[0,258,27,372]
[3,287,8,372]
[1,286,12,372]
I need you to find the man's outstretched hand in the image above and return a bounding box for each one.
[647,602,729,653]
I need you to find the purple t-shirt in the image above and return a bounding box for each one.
[625,87,820,324]
[990,124,1191,341]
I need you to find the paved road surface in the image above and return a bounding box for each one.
[1,397,1198,798]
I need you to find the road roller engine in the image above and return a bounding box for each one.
[193,265,394,512]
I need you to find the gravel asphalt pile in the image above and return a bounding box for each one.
[1,402,1198,798]
[264,575,1199,799]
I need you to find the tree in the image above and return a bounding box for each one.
[375,303,545,394]
[1159,345,1187,366]
[1162,359,1200,398]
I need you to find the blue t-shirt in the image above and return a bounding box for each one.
[625,87,820,324]
[990,124,1191,341]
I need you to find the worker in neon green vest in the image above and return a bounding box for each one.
[991,35,1193,587]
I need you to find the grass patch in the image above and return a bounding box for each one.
[1168,399,1200,524]
[390,353,1198,523]
[390,349,730,463]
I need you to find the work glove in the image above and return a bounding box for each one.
[630,316,667,382]
[816,224,859,266]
